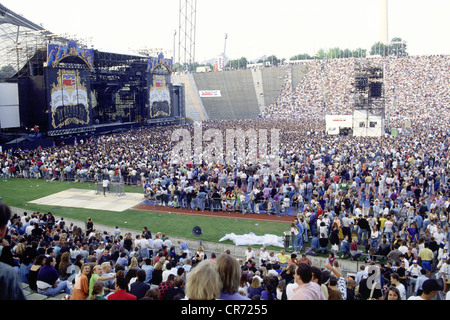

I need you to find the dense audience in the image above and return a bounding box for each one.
[1,54,450,300]
[265,55,450,128]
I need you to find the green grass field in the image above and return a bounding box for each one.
[0,178,290,247]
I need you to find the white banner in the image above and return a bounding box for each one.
[214,55,226,71]
[51,88,88,110]
[199,90,222,98]
[150,88,171,104]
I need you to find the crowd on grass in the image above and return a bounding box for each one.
[0,203,449,300]
[1,54,450,300]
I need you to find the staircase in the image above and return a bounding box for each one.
[251,68,266,113]
[171,73,208,121]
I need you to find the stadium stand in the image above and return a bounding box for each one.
[193,69,260,120]
[260,66,290,107]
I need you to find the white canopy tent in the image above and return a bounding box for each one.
[352,110,384,137]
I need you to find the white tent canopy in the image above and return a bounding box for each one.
[352,110,384,137]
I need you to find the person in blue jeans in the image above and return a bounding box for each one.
[340,235,351,259]
[292,218,304,253]
[309,212,317,240]
[357,215,370,245]
[36,256,71,297]
[305,235,320,256]
[196,191,207,211]
[317,233,329,254]
[301,217,309,243]
[369,225,380,251]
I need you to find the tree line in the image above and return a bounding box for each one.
[170,37,408,72]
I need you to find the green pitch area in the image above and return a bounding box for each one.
[0,178,289,246]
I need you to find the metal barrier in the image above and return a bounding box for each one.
[95,182,125,196]
[143,196,300,217]
[111,182,125,196]
[95,182,104,195]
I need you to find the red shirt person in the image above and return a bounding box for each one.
[107,277,137,300]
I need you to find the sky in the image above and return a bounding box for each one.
[2,0,450,62]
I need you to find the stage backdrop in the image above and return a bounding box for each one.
[45,68,92,131]
[44,41,93,134]
[148,73,172,118]
[147,53,184,120]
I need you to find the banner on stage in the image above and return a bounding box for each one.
[46,68,91,130]
[149,75,171,118]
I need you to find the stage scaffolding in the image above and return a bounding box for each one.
[352,59,386,137]
[0,3,91,80]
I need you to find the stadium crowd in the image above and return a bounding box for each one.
[0,54,450,300]
[265,55,450,127]
[0,199,449,301]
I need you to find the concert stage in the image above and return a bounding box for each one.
[27,187,295,223]
[28,188,144,212]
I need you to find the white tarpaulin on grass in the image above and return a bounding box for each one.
[219,232,284,247]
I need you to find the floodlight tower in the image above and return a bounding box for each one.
[380,0,389,128]
[380,0,389,44]
[178,0,197,73]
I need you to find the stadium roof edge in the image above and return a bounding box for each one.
[94,47,149,58]
[0,3,46,31]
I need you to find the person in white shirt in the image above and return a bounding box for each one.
[244,246,255,262]
[162,262,178,282]
[390,273,406,300]
[407,260,422,288]
[356,265,368,285]
[102,178,110,196]
[382,205,390,217]
[153,235,164,253]
[286,281,298,300]
[163,236,173,249]
[408,279,442,300]
[433,228,446,245]
[113,226,121,239]
[267,265,278,277]
[439,257,450,282]
[426,221,438,235]
[342,214,353,240]
[136,235,150,259]
[25,222,35,236]
[354,206,362,217]
[268,251,279,265]
[322,214,331,229]
[399,256,410,269]
[20,213,28,225]
[29,214,39,225]
[257,247,269,267]
[283,196,290,214]
[383,218,394,242]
